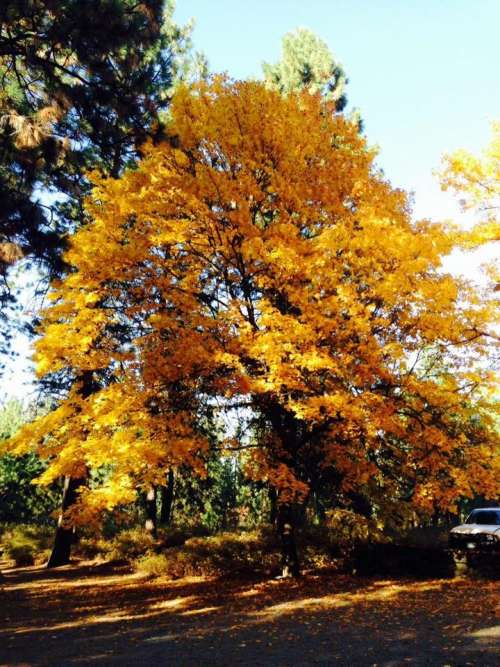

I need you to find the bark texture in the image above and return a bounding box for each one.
[47,476,84,568]
[144,486,158,537]
[277,502,301,577]
[159,470,174,526]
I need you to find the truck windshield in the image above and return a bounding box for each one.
[466,510,500,525]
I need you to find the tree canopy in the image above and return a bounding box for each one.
[6,80,498,540]
[440,121,500,251]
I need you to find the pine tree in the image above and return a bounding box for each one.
[0,0,202,359]
[263,28,348,110]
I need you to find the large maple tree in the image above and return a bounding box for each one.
[8,80,498,574]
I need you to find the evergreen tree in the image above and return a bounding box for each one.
[0,398,59,523]
[262,28,348,110]
[0,0,200,358]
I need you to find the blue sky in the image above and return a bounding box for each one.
[175,0,499,218]
[3,1,499,401]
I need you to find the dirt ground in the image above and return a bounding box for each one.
[0,559,498,666]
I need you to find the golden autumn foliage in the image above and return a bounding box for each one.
[440,121,500,248]
[6,79,499,523]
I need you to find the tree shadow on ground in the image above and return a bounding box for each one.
[0,559,498,666]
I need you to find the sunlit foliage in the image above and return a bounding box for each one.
[440,121,500,248]
[6,79,498,528]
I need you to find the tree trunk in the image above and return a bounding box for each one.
[277,501,301,577]
[269,486,278,525]
[144,486,158,537]
[159,470,174,526]
[47,371,97,568]
[312,491,326,523]
[47,476,84,568]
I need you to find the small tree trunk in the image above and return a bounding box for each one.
[159,470,174,526]
[47,476,84,568]
[47,371,96,568]
[277,501,300,577]
[312,491,326,523]
[144,486,158,537]
[269,486,278,525]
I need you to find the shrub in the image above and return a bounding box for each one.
[0,524,53,566]
[6,543,35,566]
[106,527,157,562]
[158,525,211,548]
[136,551,202,578]
[74,535,111,560]
[74,525,211,563]
[324,510,385,549]
[297,511,386,567]
[135,528,281,579]
[298,524,342,558]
